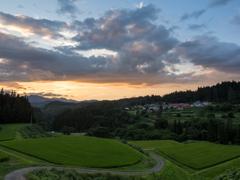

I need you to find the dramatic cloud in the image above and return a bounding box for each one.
[0,4,187,86]
[230,15,240,27]
[56,0,81,18]
[187,24,207,31]
[175,35,240,73]
[0,12,70,38]
[209,0,235,8]
[56,5,180,76]
[180,10,206,21]
[0,4,239,87]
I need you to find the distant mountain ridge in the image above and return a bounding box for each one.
[27,95,98,107]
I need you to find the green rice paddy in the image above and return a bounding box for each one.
[133,140,182,149]
[0,132,15,141]
[0,136,141,168]
[159,143,240,169]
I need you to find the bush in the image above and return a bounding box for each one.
[213,166,240,180]
[63,126,71,135]
[227,112,235,118]
[221,114,227,118]
[207,113,215,118]
[176,113,181,117]
[0,153,9,162]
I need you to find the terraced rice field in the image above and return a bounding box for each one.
[159,143,240,169]
[0,152,8,162]
[0,136,141,168]
[0,132,15,141]
[133,140,182,149]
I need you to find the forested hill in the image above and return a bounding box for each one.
[161,81,240,104]
[0,89,36,124]
[52,101,135,133]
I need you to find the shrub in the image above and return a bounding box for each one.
[213,166,240,180]
[176,113,181,117]
[207,113,215,118]
[221,114,227,118]
[227,112,235,118]
[0,153,9,162]
[63,126,71,135]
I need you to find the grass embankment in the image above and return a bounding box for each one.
[18,124,52,139]
[0,124,52,140]
[0,131,15,141]
[0,136,141,168]
[159,143,240,169]
[0,123,29,140]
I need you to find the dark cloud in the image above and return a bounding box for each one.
[209,0,235,8]
[2,4,239,86]
[0,12,70,38]
[230,15,240,27]
[55,5,179,76]
[0,4,183,86]
[175,35,240,74]
[187,24,207,31]
[180,9,206,21]
[56,0,82,19]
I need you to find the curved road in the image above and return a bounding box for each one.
[5,153,164,180]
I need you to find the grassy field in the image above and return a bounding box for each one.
[0,136,141,168]
[133,140,182,149]
[159,143,240,169]
[0,131,15,141]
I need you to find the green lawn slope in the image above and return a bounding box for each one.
[0,136,141,168]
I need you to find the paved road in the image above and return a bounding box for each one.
[5,153,164,180]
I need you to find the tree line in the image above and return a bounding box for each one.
[161,81,240,104]
[0,89,36,124]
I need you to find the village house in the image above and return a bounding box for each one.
[182,103,190,107]
[194,101,202,107]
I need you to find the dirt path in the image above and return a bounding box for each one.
[5,153,164,180]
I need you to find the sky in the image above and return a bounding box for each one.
[0,0,240,101]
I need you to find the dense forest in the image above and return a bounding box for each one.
[52,101,137,133]
[0,89,37,124]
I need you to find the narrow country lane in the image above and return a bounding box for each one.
[5,153,164,180]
